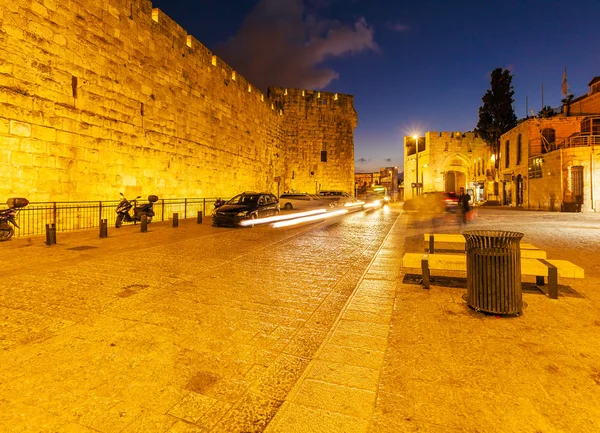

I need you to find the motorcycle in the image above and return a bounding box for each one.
[214,198,226,209]
[0,197,29,241]
[115,193,158,228]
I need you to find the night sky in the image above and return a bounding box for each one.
[151,0,600,173]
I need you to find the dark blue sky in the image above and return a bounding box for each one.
[151,0,600,173]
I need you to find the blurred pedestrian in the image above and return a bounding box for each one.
[461,192,471,224]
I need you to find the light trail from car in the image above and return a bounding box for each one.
[239,209,327,226]
[272,209,349,228]
[344,201,365,208]
[363,200,382,209]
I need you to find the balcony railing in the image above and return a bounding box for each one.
[0,197,224,238]
[567,135,600,147]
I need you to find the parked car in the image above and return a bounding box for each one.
[317,190,357,206]
[279,193,331,211]
[212,192,279,226]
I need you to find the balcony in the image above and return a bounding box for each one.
[567,135,600,147]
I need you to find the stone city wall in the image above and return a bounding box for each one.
[269,88,356,194]
[0,0,356,202]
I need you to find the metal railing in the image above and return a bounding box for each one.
[1,197,225,238]
[568,135,600,148]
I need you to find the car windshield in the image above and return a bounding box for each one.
[227,194,259,205]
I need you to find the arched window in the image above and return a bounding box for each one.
[505,140,510,168]
[516,134,522,165]
[541,128,555,153]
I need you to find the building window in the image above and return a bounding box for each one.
[517,134,522,165]
[321,151,327,162]
[528,156,543,179]
[541,128,555,153]
[505,140,510,168]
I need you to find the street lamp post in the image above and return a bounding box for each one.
[413,135,419,196]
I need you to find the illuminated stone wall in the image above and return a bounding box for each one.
[0,0,357,202]
[269,88,357,195]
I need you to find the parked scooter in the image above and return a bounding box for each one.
[115,193,158,228]
[214,198,226,209]
[0,197,29,241]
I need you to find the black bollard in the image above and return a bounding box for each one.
[45,223,56,245]
[197,211,203,224]
[141,215,148,232]
[99,219,108,238]
[173,213,179,228]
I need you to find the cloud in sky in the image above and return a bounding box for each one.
[387,21,409,32]
[214,0,378,91]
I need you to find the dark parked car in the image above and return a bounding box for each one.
[212,192,279,227]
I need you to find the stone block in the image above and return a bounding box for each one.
[20,138,48,154]
[0,118,9,134]
[32,125,56,142]
[56,131,77,145]
[10,151,33,166]
[10,120,32,137]
[33,154,56,168]
[38,167,59,181]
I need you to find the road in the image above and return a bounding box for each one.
[0,205,599,432]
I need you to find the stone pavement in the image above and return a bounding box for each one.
[0,206,599,432]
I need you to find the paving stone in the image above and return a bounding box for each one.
[307,359,380,391]
[318,343,386,370]
[266,402,369,433]
[292,379,376,420]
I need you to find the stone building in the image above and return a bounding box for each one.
[0,0,357,202]
[498,76,600,212]
[403,132,488,201]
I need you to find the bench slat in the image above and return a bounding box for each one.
[402,253,584,279]
[423,233,540,250]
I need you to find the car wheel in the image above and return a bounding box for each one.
[284,203,293,210]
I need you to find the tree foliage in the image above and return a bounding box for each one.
[537,105,555,118]
[476,68,517,167]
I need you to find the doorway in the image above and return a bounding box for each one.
[572,166,584,204]
[516,175,523,206]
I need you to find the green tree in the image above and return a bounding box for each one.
[476,68,517,168]
[538,105,555,118]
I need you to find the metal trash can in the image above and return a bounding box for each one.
[463,230,524,315]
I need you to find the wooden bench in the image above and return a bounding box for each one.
[423,233,547,259]
[402,252,584,299]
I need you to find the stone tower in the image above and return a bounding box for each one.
[269,88,357,194]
